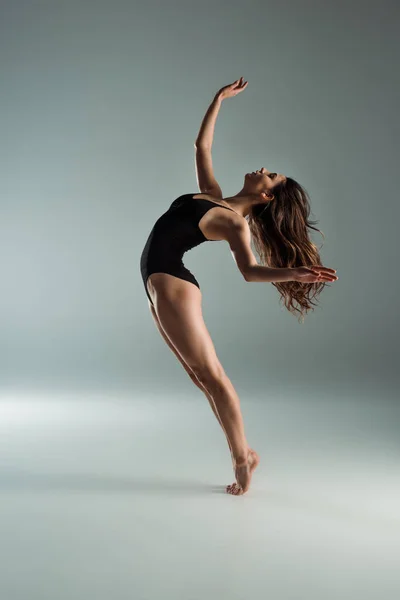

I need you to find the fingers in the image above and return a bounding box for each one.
[311,266,338,278]
[314,274,337,282]
[301,266,337,283]
[232,77,248,89]
[311,266,336,272]
[219,77,248,99]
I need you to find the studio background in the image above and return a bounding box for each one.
[1,0,398,397]
[1,3,399,600]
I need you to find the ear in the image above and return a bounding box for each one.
[261,191,274,201]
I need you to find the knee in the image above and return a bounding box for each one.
[188,370,200,385]
[187,369,206,390]
[192,364,226,391]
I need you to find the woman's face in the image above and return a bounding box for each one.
[245,168,287,191]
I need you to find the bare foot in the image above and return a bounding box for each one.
[226,448,260,495]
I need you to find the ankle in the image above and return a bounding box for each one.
[233,450,250,466]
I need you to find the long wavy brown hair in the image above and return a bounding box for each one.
[247,177,327,323]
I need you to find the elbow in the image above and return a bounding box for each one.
[242,264,257,282]
[242,269,251,282]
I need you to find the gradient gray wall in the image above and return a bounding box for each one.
[1,0,399,395]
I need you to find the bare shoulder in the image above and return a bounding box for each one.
[194,193,247,242]
[193,193,224,202]
[192,193,242,221]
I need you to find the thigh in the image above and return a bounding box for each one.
[146,269,200,309]
[148,299,197,380]
[149,276,224,380]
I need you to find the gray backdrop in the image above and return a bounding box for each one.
[1,0,399,395]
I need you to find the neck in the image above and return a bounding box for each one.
[222,189,266,218]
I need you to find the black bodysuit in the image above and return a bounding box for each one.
[140,193,237,306]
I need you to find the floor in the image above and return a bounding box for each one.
[0,385,399,600]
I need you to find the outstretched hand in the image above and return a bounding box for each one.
[293,266,338,284]
[216,77,248,100]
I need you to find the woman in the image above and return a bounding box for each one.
[140,77,338,496]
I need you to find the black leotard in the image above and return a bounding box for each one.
[140,193,237,306]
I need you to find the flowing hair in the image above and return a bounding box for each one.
[247,177,328,323]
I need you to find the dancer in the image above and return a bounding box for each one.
[140,77,338,495]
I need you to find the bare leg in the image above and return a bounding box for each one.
[147,287,259,495]
[198,372,248,463]
[197,373,260,494]
[149,300,235,458]
[189,372,235,458]
[191,372,260,489]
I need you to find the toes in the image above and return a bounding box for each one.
[226,482,242,495]
[226,482,237,494]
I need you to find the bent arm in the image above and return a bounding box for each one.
[226,221,295,283]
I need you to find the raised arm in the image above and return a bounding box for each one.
[195,77,248,147]
[194,78,248,197]
[194,96,223,197]
[195,95,222,149]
